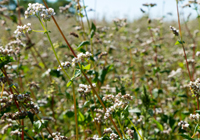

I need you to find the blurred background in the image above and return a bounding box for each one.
[6,0,199,22]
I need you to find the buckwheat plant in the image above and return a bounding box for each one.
[3,0,200,139]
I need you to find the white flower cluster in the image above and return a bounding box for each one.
[196,51,200,57]
[110,132,118,140]
[28,101,40,114]
[104,106,114,120]
[154,108,162,114]
[57,61,71,71]
[14,23,32,37]
[6,40,26,48]
[92,135,100,140]
[93,113,102,123]
[187,59,195,64]
[25,3,56,21]
[1,123,13,134]
[59,3,72,13]
[103,128,113,134]
[162,128,172,135]
[178,121,189,129]
[0,46,15,56]
[103,93,133,120]
[189,78,200,96]
[10,129,22,136]
[77,83,96,94]
[72,52,92,66]
[48,132,68,140]
[189,113,200,120]
[9,93,31,102]
[170,26,179,36]
[125,128,134,139]
[102,94,115,101]
[93,108,104,123]
[94,108,104,114]
[132,115,144,124]
[168,68,182,78]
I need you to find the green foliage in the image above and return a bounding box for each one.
[33,120,48,133]
[0,56,14,69]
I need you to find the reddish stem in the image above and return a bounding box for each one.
[184,21,196,81]
[42,1,77,58]
[42,1,122,138]
[176,1,192,81]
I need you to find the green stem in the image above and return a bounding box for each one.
[72,83,78,140]
[176,0,192,81]
[117,117,127,139]
[128,118,143,140]
[38,17,70,79]
[82,0,91,31]
[32,30,45,33]
[41,1,122,138]
[38,16,79,139]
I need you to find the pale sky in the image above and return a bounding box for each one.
[85,0,198,21]
[50,0,198,21]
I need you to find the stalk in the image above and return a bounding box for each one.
[1,68,24,139]
[1,83,4,98]
[176,0,192,81]
[16,1,24,139]
[37,16,81,139]
[23,131,35,140]
[72,83,79,140]
[37,17,70,79]
[184,20,196,80]
[117,117,127,139]
[42,1,123,138]
[82,0,91,30]
[128,118,143,140]
[176,0,199,112]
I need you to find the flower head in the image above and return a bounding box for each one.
[25,3,55,22]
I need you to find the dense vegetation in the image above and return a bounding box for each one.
[1,0,200,140]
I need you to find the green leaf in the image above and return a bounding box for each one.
[122,105,129,119]
[66,70,81,87]
[66,80,72,87]
[152,88,163,98]
[153,67,160,75]
[98,66,110,84]
[129,108,141,113]
[147,109,154,117]
[77,41,90,51]
[65,110,74,118]
[152,119,163,131]
[102,135,110,140]
[152,89,158,98]
[10,15,17,23]
[196,65,200,69]
[90,22,96,38]
[175,40,185,45]
[82,64,91,70]
[179,134,194,140]
[194,124,199,134]
[50,69,61,77]
[50,69,65,80]
[58,44,68,48]
[178,94,187,98]
[33,120,48,133]
[78,13,84,18]
[27,112,34,125]
[74,69,81,78]
[0,56,14,69]
[78,110,85,123]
